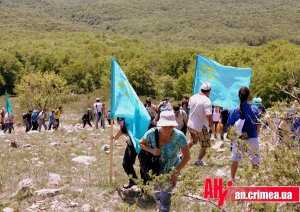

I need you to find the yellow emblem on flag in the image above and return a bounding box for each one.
[201,64,216,80]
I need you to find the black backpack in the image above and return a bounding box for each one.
[138,128,161,184]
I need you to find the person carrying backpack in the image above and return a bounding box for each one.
[112,118,138,189]
[139,110,190,212]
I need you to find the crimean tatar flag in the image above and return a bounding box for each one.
[193,55,252,109]
[110,58,151,153]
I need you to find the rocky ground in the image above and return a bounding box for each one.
[0,106,299,211]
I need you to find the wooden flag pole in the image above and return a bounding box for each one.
[109,120,114,184]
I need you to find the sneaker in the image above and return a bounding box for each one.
[193,160,205,166]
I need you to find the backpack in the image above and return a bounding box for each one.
[138,128,161,184]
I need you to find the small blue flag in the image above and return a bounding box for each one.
[110,58,151,153]
[193,55,252,109]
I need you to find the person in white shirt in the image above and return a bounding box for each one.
[93,98,103,129]
[212,106,221,139]
[38,109,48,132]
[187,82,213,166]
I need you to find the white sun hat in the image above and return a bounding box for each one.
[200,82,211,91]
[157,110,178,127]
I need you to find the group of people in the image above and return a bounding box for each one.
[22,107,63,132]
[112,82,269,211]
[0,107,14,134]
[81,98,108,129]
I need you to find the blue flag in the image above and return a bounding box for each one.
[193,55,252,109]
[110,58,151,153]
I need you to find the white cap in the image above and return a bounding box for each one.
[96,98,100,101]
[157,110,178,127]
[200,82,211,91]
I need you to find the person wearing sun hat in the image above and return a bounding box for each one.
[140,110,190,212]
[187,82,213,166]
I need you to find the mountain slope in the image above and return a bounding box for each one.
[0,0,300,45]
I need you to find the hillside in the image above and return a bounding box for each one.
[1,0,300,46]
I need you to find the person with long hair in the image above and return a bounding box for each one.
[227,87,261,182]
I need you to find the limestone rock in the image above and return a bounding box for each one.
[35,188,61,197]
[72,156,96,166]
[81,204,95,212]
[48,173,62,187]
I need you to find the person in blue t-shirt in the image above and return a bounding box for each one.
[227,87,261,182]
[140,110,190,212]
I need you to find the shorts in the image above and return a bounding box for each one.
[188,127,211,148]
[231,137,260,165]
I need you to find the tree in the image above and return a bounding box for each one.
[16,72,69,110]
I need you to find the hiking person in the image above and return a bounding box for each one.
[3,112,14,134]
[107,110,112,125]
[220,109,229,140]
[140,110,190,212]
[212,106,221,139]
[252,97,266,118]
[38,109,47,132]
[53,106,62,130]
[48,110,55,130]
[23,110,32,132]
[112,118,138,189]
[145,97,157,128]
[173,105,188,135]
[31,109,40,131]
[0,107,5,130]
[94,98,103,129]
[155,97,172,123]
[82,108,93,128]
[187,82,213,166]
[101,103,106,129]
[227,87,261,182]
[181,96,189,115]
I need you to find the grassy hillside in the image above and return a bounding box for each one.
[1,0,300,46]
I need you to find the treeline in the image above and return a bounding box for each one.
[0,31,299,107]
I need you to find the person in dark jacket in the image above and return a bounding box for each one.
[82,108,93,128]
[112,118,138,189]
[23,110,32,132]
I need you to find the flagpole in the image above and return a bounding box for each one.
[109,119,114,184]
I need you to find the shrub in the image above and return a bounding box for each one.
[16,72,69,110]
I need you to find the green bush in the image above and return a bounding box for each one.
[16,72,69,110]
